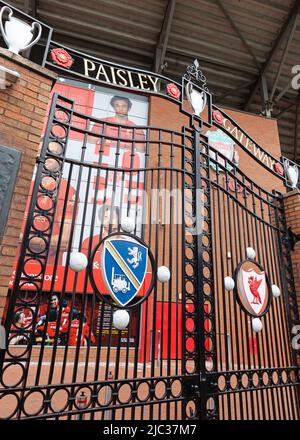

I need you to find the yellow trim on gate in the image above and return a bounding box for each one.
[106,241,140,290]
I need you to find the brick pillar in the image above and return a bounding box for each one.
[283,189,300,317]
[0,48,57,322]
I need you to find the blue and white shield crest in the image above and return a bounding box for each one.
[102,237,148,306]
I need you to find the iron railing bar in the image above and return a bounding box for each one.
[220,177,237,419]
[47,155,189,175]
[260,191,288,419]
[34,162,74,388]
[16,394,186,420]
[139,136,152,421]
[209,180,284,233]
[166,131,174,421]
[149,129,163,420]
[225,169,246,419]
[107,124,123,422]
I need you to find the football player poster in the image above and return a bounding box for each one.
[9,79,149,347]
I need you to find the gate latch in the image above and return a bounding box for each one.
[183,374,200,398]
[284,227,300,251]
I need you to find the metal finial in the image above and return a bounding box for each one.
[184,59,209,92]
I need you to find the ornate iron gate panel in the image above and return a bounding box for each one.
[0,94,198,420]
[197,134,300,420]
[0,91,299,421]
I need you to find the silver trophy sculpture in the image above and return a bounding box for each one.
[185,81,207,117]
[284,158,299,189]
[0,5,42,55]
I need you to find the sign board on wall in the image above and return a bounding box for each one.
[0,145,21,241]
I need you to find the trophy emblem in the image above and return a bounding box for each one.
[0,6,42,55]
[185,81,207,116]
[284,158,299,189]
[183,59,212,128]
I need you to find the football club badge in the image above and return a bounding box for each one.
[205,128,239,171]
[235,260,270,317]
[102,236,148,307]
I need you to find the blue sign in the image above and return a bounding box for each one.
[102,237,148,306]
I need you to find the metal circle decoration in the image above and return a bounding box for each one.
[1,362,25,388]
[234,260,271,317]
[48,140,64,155]
[7,334,30,358]
[170,379,182,398]
[0,393,20,420]
[154,380,167,400]
[51,123,67,139]
[117,383,133,404]
[23,390,45,417]
[32,214,51,233]
[97,385,113,406]
[89,232,156,309]
[40,176,57,191]
[49,388,70,413]
[23,258,43,278]
[136,382,150,402]
[74,387,92,410]
[44,157,61,173]
[54,109,71,123]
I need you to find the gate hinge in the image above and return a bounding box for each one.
[284,227,300,251]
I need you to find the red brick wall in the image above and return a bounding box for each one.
[283,190,300,317]
[0,48,57,321]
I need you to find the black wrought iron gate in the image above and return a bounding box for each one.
[0,93,299,420]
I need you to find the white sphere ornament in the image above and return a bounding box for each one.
[252,317,263,333]
[272,284,281,298]
[224,276,235,291]
[69,252,88,272]
[113,310,130,330]
[121,217,135,233]
[246,247,256,260]
[157,266,170,283]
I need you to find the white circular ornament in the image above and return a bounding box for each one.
[157,266,170,283]
[121,217,135,233]
[224,276,235,291]
[252,317,262,333]
[246,247,256,260]
[113,309,130,330]
[69,252,88,272]
[271,284,281,298]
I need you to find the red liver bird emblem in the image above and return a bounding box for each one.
[236,261,269,316]
[248,276,262,304]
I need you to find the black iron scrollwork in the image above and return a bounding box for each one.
[184,59,209,92]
